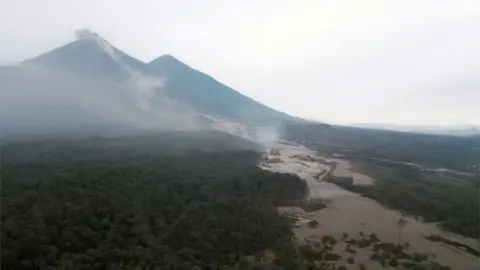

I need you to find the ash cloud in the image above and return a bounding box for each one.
[0,63,201,138]
[74,28,100,40]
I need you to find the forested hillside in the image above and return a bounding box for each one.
[1,134,307,269]
[281,122,480,171]
[282,123,480,239]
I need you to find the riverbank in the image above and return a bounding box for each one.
[260,140,479,270]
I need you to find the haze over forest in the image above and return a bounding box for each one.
[2,2,480,270]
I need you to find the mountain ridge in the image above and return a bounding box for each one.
[148,54,292,123]
[23,38,128,79]
[352,123,480,137]
[24,37,155,78]
[1,30,298,137]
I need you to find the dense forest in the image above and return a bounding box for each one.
[1,133,308,269]
[282,123,480,239]
[324,162,479,239]
[281,122,480,171]
[2,129,477,269]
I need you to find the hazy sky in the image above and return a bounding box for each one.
[2,0,479,126]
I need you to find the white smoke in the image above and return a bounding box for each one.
[72,29,218,132]
[2,29,270,137]
[74,28,163,112]
[253,126,280,146]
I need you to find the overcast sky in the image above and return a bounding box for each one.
[2,0,479,126]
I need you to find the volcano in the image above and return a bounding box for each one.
[0,30,296,137]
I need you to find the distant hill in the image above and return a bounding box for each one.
[281,122,480,171]
[352,123,480,137]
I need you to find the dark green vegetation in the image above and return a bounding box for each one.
[281,122,480,171]
[326,162,479,238]
[425,235,480,257]
[1,130,262,161]
[1,133,307,269]
[292,233,451,270]
[283,123,480,238]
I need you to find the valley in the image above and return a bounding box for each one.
[4,130,478,269]
[1,29,479,270]
[260,140,479,270]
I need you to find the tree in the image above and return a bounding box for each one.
[389,258,399,267]
[2,139,310,269]
[397,218,407,244]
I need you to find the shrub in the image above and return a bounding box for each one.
[389,258,399,267]
[346,238,357,245]
[345,244,356,254]
[402,261,415,268]
[408,264,428,270]
[308,220,319,228]
[379,257,387,267]
[369,233,380,242]
[321,235,337,246]
[299,245,317,261]
[377,242,396,253]
[357,239,371,248]
[324,252,341,261]
[413,252,428,262]
[381,252,391,259]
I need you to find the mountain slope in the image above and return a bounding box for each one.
[0,65,156,137]
[353,123,480,137]
[148,55,293,123]
[2,31,299,137]
[24,37,156,77]
[24,34,294,125]
[23,38,128,79]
